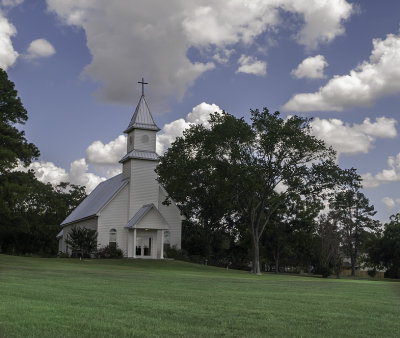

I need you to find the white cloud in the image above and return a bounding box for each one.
[213,48,234,64]
[16,159,106,193]
[86,135,126,165]
[236,55,266,76]
[157,102,223,154]
[291,55,327,79]
[156,119,189,155]
[46,0,353,107]
[16,161,68,185]
[0,11,18,70]
[362,153,400,188]
[1,0,23,7]
[46,1,215,107]
[186,102,222,127]
[282,0,354,50]
[310,117,397,156]
[69,158,106,192]
[25,38,56,59]
[382,197,396,210]
[182,0,353,50]
[85,135,125,179]
[17,102,223,191]
[283,33,400,112]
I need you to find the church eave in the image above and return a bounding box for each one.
[125,203,169,229]
[119,150,159,163]
[60,214,98,228]
[123,123,160,134]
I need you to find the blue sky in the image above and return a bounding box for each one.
[1,0,400,222]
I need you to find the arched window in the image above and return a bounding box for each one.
[109,229,117,248]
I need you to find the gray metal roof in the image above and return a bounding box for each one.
[126,203,169,229]
[61,174,128,226]
[119,149,159,163]
[124,95,160,133]
[56,229,63,239]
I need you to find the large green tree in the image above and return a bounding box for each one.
[0,68,86,255]
[157,109,357,273]
[0,68,39,173]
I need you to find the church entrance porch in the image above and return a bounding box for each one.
[127,228,164,259]
[136,235,153,258]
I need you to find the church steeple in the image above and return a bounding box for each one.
[124,95,160,133]
[124,78,160,133]
[120,78,159,166]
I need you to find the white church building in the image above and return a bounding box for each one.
[58,83,182,258]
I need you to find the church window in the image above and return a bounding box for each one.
[129,136,133,145]
[141,134,149,143]
[109,229,117,249]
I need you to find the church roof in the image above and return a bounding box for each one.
[61,174,128,226]
[56,229,63,239]
[119,149,159,163]
[124,95,160,133]
[126,203,169,229]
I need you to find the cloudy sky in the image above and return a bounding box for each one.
[2,0,400,222]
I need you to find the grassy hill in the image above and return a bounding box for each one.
[0,255,399,337]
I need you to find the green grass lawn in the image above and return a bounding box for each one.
[0,255,399,337]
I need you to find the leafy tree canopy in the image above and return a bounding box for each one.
[0,68,39,173]
[0,68,87,256]
[157,108,359,273]
[0,170,87,255]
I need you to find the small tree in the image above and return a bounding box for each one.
[316,215,342,277]
[65,226,97,258]
[330,190,377,276]
[367,213,400,278]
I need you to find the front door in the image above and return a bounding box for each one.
[135,236,152,257]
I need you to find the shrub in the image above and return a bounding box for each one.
[97,244,124,258]
[165,246,189,261]
[65,226,97,258]
[58,252,70,258]
[320,266,331,278]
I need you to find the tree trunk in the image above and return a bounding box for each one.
[251,233,261,274]
[274,250,279,274]
[350,254,356,276]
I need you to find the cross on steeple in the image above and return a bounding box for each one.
[138,77,148,96]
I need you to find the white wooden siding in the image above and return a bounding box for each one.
[135,208,167,230]
[133,129,157,152]
[158,187,182,248]
[97,184,129,255]
[122,161,131,179]
[129,160,159,219]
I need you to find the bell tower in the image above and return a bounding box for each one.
[123,78,160,154]
[119,78,161,218]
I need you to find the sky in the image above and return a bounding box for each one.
[1,0,400,223]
